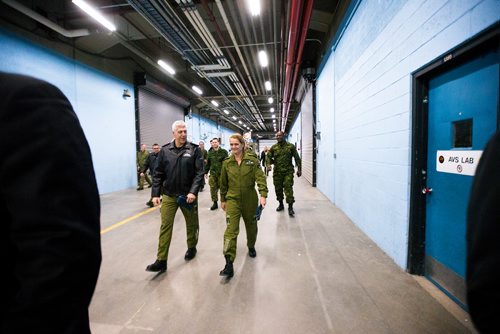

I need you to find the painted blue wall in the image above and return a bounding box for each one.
[315,0,500,268]
[0,28,136,194]
[186,113,234,151]
[316,54,335,202]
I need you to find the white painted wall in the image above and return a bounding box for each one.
[316,54,335,202]
[288,113,302,154]
[319,0,499,268]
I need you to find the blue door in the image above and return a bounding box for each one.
[425,50,498,306]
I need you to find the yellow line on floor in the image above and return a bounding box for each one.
[101,206,159,235]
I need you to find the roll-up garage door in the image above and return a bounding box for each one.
[138,87,185,148]
[301,85,313,185]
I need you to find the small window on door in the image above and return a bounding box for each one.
[452,119,472,148]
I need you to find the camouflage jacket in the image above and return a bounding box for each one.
[205,148,229,175]
[266,141,301,174]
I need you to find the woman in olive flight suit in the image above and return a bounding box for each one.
[219,134,268,278]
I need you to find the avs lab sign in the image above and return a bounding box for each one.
[436,150,482,176]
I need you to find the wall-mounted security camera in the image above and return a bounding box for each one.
[122,89,131,99]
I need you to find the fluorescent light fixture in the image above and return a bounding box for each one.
[157,60,175,75]
[270,108,275,112]
[268,97,274,103]
[223,109,229,115]
[273,119,276,123]
[72,0,116,31]
[211,100,219,107]
[258,50,268,67]
[247,0,261,16]
[192,85,203,95]
[232,116,237,120]
[272,115,275,119]
[265,81,271,91]
[238,120,242,124]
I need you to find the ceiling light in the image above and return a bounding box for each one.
[258,51,268,67]
[72,0,116,31]
[268,97,274,103]
[273,119,276,123]
[238,120,242,124]
[272,115,275,119]
[265,81,271,91]
[232,116,237,120]
[223,109,229,115]
[157,60,175,75]
[270,107,274,112]
[247,0,261,16]
[192,85,203,95]
[211,100,219,107]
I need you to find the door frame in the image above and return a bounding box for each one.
[408,24,500,275]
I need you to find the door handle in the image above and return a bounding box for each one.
[422,187,433,195]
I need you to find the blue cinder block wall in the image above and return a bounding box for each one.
[315,0,500,268]
[187,113,235,150]
[0,28,136,194]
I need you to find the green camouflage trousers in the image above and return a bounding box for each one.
[273,172,295,203]
[138,171,152,188]
[209,173,221,202]
[223,196,258,262]
[156,194,199,261]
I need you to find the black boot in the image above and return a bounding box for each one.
[288,203,295,217]
[145,259,167,273]
[219,255,234,278]
[276,200,284,212]
[248,247,257,258]
[210,201,218,210]
[184,247,197,260]
[146,200,153,207]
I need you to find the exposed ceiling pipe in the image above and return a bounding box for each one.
[282,0,303,114]
[278,0,286,131]
[176,0,255,129]
[178,0,221,63]
[200,0,265,129]
[2,0,90,38]
[272,0,279,132]
[215,0,258,95]
[282,0,314,129]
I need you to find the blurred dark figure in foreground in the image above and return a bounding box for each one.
[0,72,101,333]
[467,131,500,333]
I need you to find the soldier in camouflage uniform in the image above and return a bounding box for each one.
[219,133,268,278]
[205,137,228,210]
[266,131,302,217]
[136,143,152,190]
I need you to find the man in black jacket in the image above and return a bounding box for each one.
[146,120,205,273]
[141,143,161,207]
[467,131,500,333]
[0,72,101,333]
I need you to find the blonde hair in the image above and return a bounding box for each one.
[229,133,245,146]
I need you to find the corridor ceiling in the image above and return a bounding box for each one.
[0,0,351,137]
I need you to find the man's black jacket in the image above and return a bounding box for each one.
[467,131,500,333]
[142,151,160,176]
[152,141,204,197]
[0,72,101,333]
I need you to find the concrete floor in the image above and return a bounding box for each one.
[90,174,476,334]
